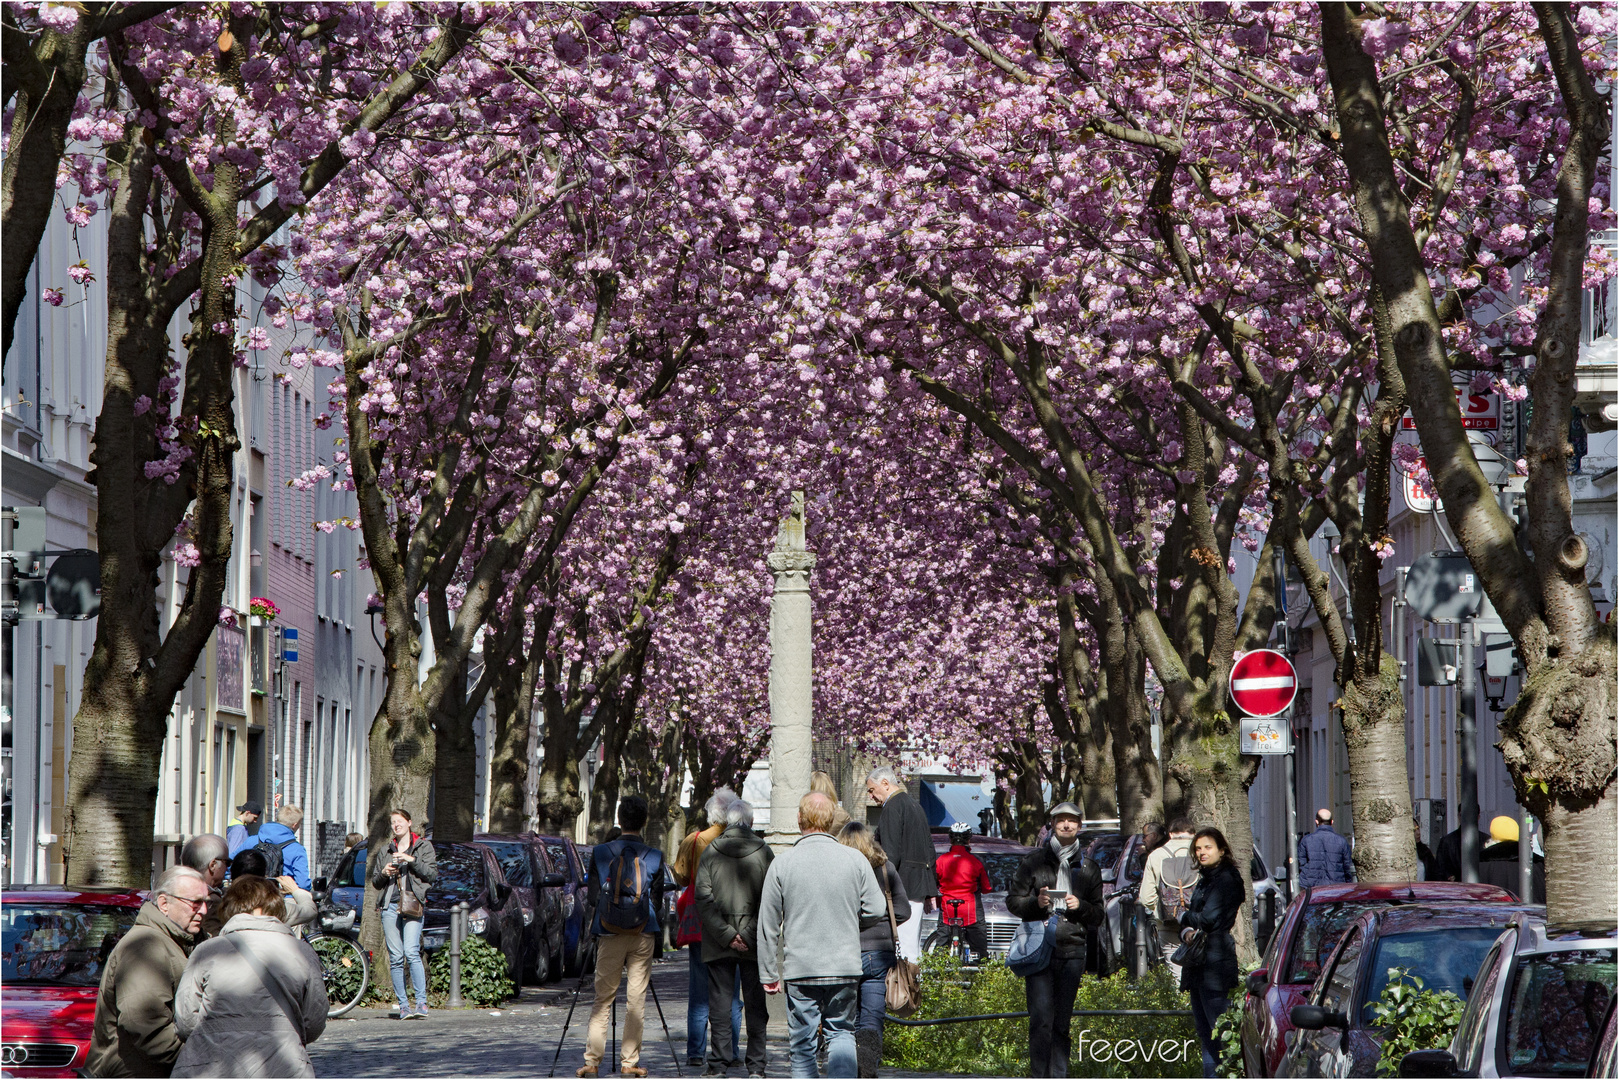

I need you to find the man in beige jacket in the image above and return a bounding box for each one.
[87,866,209,1077]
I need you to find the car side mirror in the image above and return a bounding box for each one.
[1101,867,1117,883]
[1246,968,1270,997]
[540,872,566,888]
[1398,1049,1459,1078]
[1291,1004,1347,1030]
[493,882,512,906]
[1273,865,1288,881]
[312,877,328,894]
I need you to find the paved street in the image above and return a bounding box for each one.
[309,955,946,1079]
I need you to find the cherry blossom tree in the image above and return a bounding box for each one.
[15,2,478,887]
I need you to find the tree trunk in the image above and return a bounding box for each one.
[432,689,478,843]
[586,684,628,842]
[1109,622,1163,834]
[359,678,435,956]
[534,659,586,837]
[487,655,538,835]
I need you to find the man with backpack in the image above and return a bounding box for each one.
[242,804,312,890]
[1140,817,1197,980]
[579,795,667,1079]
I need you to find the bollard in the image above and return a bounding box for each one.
[448,901,466,1008]
[1133,903,1149,979]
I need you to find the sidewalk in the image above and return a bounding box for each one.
[308,954,966,1078]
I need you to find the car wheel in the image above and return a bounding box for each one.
[549,942,565,983]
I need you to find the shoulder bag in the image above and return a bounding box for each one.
[395,844,424,918]
[1006,912,1058,977]
[882,882,922,1017]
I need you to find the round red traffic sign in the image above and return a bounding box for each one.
[1230,649,1297,718]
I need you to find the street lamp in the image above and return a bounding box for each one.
[366,597,384,653]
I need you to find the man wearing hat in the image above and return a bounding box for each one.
[1478,815,1546,903]
[226,799,264,857]
[1005,802,1105,1078]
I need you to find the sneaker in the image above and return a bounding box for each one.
[404,1009,428,1020]
[621,1068,648,1078]
[575,1068,598,1078]
[689,1058,706,1068]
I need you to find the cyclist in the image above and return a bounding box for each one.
[933,822,993,961]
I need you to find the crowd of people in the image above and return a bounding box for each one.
[82,775,1261,1079]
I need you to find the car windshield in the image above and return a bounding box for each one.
[2,903,141,986]
[1362,927,1509,1023]
[1087,835,1125,867]
[482,842,533,888]
[427,847,487,903]
[1288,902,1380,983]
[341,847,367,888]
[1502,949,1617,1076]
[977,853,1025,893]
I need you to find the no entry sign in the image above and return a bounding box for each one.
[1230,649,1297,718]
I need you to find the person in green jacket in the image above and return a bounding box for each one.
[695,799,775,1078]
[87,866,209,1077]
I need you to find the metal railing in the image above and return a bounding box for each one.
[885,1007,1192,1027]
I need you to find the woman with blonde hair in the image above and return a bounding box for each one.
[810,771,851,833]
[837,821,910,1077]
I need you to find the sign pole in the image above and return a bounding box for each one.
[1459,617,1480,883]
[1273,544,1299,901]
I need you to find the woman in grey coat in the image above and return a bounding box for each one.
[172,875,328,1077]
[838,821,910,1079]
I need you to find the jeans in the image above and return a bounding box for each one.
[785,980,858,1078]
[856,951,894,1033]
[382,904,426,1011]
[688,946,741,1062]
[707,956,769,1074]
[1025,956,1085,1078]
[1188,983,1231,1078]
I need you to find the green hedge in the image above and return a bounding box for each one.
[883,955,1201,1078]
[428,935,515,1007]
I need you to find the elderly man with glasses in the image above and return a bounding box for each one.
[87,866,210,1078]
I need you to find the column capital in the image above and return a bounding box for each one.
[766,549,817,575]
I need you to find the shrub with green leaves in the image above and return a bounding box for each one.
[427,935,515,1008]
[883,955,1200,1077]
[1368,966,1466,1076]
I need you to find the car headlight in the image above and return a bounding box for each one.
[522,908,534,926]
[470,911,489,934]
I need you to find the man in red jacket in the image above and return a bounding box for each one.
[933,823,993,961]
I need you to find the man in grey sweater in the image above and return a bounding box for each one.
[759,792,886,1079]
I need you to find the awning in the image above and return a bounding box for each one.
[920,781,989,828]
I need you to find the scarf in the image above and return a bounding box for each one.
[1049,836,1081,894]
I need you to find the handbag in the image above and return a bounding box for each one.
[1006,912,1059,977]
[394,845,424,918]
[674,885,703,947]
[1170,928,1207,967]
[882,884,922,1017]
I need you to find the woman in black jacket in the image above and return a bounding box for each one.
[1004,804,1105,1079]
[1177,827,1245,1078]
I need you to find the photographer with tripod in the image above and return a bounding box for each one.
[576,795,667,1079]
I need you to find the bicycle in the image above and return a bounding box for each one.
[305,906,371,1017]
[923,897,978,964]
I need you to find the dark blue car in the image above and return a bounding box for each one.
[539,835,595,977]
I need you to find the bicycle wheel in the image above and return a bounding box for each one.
[308,933,369,1017]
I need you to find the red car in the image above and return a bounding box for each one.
[1240,881,1517,1077]
[2,885,147,1078]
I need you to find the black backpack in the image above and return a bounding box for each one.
[253,838,295,878]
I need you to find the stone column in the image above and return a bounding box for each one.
[765,491,816,854]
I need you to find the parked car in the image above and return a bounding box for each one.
[1591,1000,1618,1079]
[328,840,526,992]
[1241,882,1520,1077]
[1278,902,1540,1078]
[538,834,594,977]
[1398,913,1616,1078]
[475,833,569,984]
[918,834,1034,960]
[1,885,146,1078]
